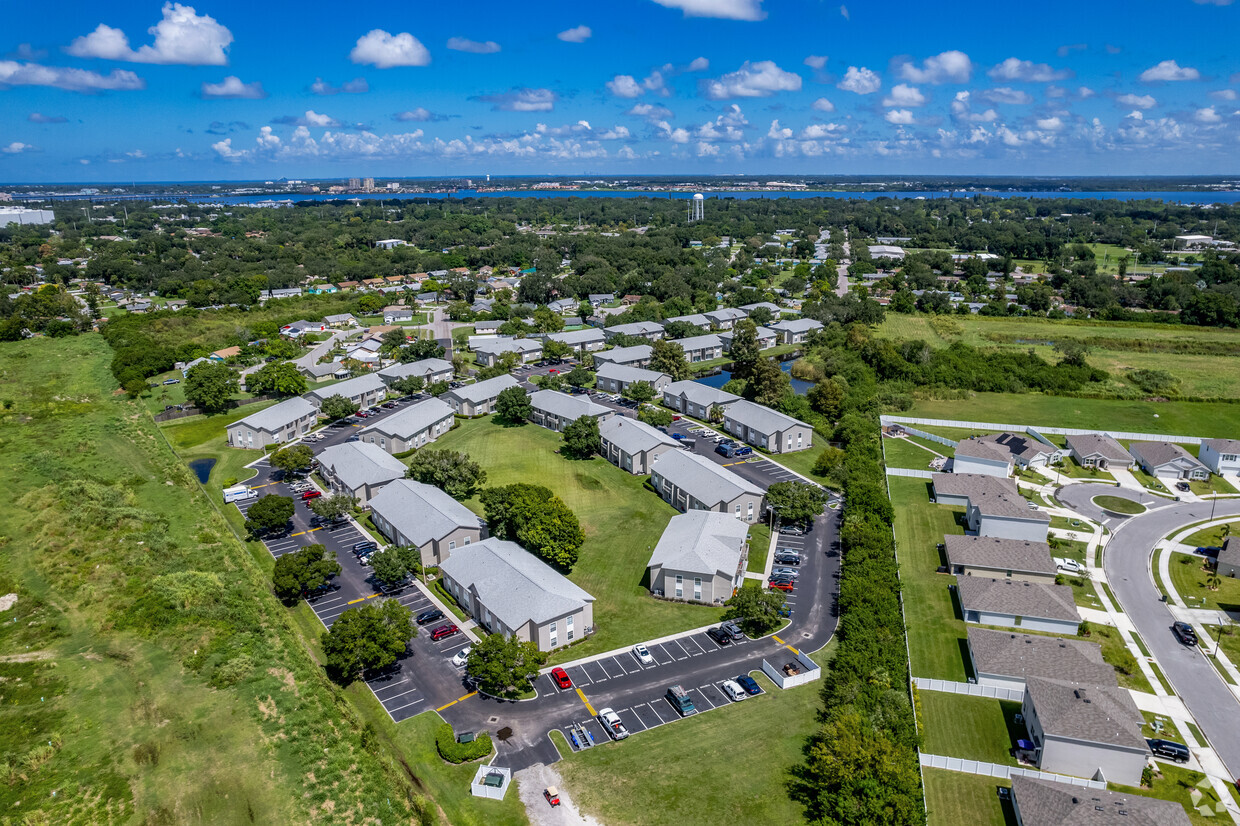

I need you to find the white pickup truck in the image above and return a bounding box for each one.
[596,707,629,741]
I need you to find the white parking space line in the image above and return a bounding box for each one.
[566,666,592,687]
[690,687,716,710]
[647,701,672,724]
[584,661,609,682]
[600,657,627,678]
[385,696,425,714]
[669,640,690,660]
[375,685,421,703]
[683,636,707,655]
[651,643,677,664]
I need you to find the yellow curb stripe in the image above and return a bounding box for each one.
[436,691,477,712]
[289,527,322,537]
[576,688,596,716]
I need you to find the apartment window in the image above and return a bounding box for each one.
[463,537,471,546]
[675,575,683,598]
[693,577,702,601]
[566,614,575,640]
[448,540,456,551]
[379,438,386,449]
[549,621,558,648]
[747,502,754,519]
[735,504,741,518]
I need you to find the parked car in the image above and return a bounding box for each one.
[771,566,800,579]
[450,646,472,668]
[768,578,794,592]
[705,627,732,646]
[596,707,629,740]
[551,667,573,689]
[352,541,378,555]
[304,582,341,600]
[774,552,802,565]
[1147,739,1190,763]
[430,624,459,641]
[735,674,762,696]
[162,378,180,385]
[301,490,322,500]
[416,608,445,626]
[1172,621,1199,646]
[1176,481,1191,492]
[1056,558,1085,575]
[632,644,655,666]
[778,524,807,536]
[671,432,685,440]
[665,684,696,716]
[721,620,744,640]
[720,680,747,702]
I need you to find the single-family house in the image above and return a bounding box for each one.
[587,293,615,307]
[966,628,1114,693]
[473,320,504,336]
[304,373,387,410]
[209,346,241,361]
[368,480,485,568]
[542,327,606,353]
[1199,438,1240,475]
[377,358,453,388]
[945,535,1058,583]
[308,284,338,295]
[359,398,454,454]
[931,473,1050,541]
[595,363,672,396]
[438,538,595,651]
[723,400,813,454]
[954,432,1060,477]
[443,374,522,416]
[661,381,742,419]
[471,298,495,314]
[337,280,359,291]
[703,308,748,329]
[603,321,665,342]
[383,305,414,324]
[719,326,777,352]
[674,333,725,362]
[180,356,209,377]
[955,576,1080,635]
[280,319,327,338]
[663,313,713,331]
[266,287,302,300]
[1216,538,1238,578]
[1021,677,1149,786]
[1009,775,1190,826]
[767,318,823,344]
[1127,441,1210,480]
[528,390,614,432]
[300,361,351,381]
[1064,433,1134,470]
[472,337,543,367]
[227,397,319,449]
[315,442,407,505]
[600,417,681,475]
[547,298,578,315]
[323,313,357,328]
[592,344,653,368]
[650,450,764,521]
[647,511,748,604]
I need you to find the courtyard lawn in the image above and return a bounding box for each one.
[746,523,772,574]
[429,416,723,660]
[1109,762,1227,826]
[918,693,1021,766]
[883,435,947,471]
[1060,458,1116,482]
[923,769,1011,826]
[1168,554,1240,614]
[1190,475,1239,496]
[1132,467,1171,494]
[1093,495,1146,515]
[1183,521,1239,548]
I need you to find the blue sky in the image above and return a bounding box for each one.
[1,0,1238,182]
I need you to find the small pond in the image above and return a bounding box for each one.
[188,458,216,484]
[694,358,813,395]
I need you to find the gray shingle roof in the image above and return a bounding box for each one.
[739,302,783,314]
[1024,676,1146,751]
[651,450,764,504]
[768,318,822,333]
[1010,775,1190,826]
[595,362,669,385]
[1203,438,1240,455]
[1064,433,1131,464]
[233,396,317,433]
[945,535,1057,576]
[529,389,611,421]
[545,328,605,346]
[473,337,542,357]
[378,358,452,382]
[368,479,482,547]
[359,397,453,440]
[305,372,386,403]
[674,333,724,351]
[932,473,1049,521]
[662,380,741,408]
[967,627,1114,687]
[1217,537,1237,569]
[446,374,522,405]
[647,511,748,578]
[438,538,594,628]
[959,432,1056,463]
[600,416,679,454]
[606,321,664,336]
[704,308,748,322]
[593,344,652,365]
[725,399,809,435]
[956,577,1080,622]
[317,442,407,491]
[1128,441,1207,471]
[663,313,712,328]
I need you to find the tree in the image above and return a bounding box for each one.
[766,481,828,523]
[708,403,725,424]
[748,306,775,326]
[748,357,791,407]
[272,543,341,604]
[807,377,847,420]
[398,339,446,361]
[380,328,409,354]
[650,338,690,381]
[562,415,601,459]
[246,360,308,397]
[543,338,573,362]
[466,633,548,697]
[812,446,845,477]
[320,394,359,421]
[308,493,357,522]
[564,365,593,388]
[495,386,532,423]
[270,443,314,475]
[406,448,488,499]
[638,406,673,428]
[889,290,915,314]
[622,380,655,405]
[728,320,762,380]
[370,547,410,588]
[184,361,238,413]
[427,380,450,396]
[479,483,585,569]
[1054,339,1090,367]
[321,599,414,682]
[244,494,295,536]
[723,585,788,636]
[390,374,425,396]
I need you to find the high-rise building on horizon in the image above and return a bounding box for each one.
[362,177,375,191]
[348,177,361,189]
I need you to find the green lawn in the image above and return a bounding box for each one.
[1183,521,1239,548]
[1132,467,1171,494]
[1167,554,1240,613]
[1109,762,1226,826]
[1060,458,1116,482]
[430,417,723,660]
[918,693,1022,766]
[764,447,833,485]
[923,769,1012,826]
[1093,495,1146,515]
[747,523,773,573]
[557,643,833,826]
[1191,475,1239,496]
[883,435,947,471]
[1049,515,1087,532]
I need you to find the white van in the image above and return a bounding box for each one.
[223,485,258,503]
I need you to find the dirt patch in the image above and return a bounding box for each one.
[257,695,278,720]
[0,650,54,663]
[0,593,17,612]
[515,763,603,826]
[267,667,299,696]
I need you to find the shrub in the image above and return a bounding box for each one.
[435,724,492,763]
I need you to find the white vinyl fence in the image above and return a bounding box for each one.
[918,753,1106,790]
[762,650,821,689]
[881,415,1204,445]
[914,676,1023,702]
[885,467,936,479]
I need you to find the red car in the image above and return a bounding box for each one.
[548,368,559,374]
[767,579,794,592]
[301,490,322,500]
[550,667,572,689]
[430,624,459,641]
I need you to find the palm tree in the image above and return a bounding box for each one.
[1206,566,1222,592]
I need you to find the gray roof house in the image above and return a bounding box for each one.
[966,627,1114,693]
[945,535,1058,583]
[647,511,749,604]
[932,473,1050,542]
[1010,774,1190,826]
[603,321,665,342]
[473,319,504,336]
[547,298,578,314]
[1199,438,1240,475]
[703,308,748,329]
[368,479,485,567]
[438,538,595,651]
[528,390,614,432]
[1064,433,1134,471]
[723,400,814,454]
[442,374,523,416]
[1216,538,1238,578]
[1127,441,1210,480]
[661,381,742,419]
[304,373,388,410]
[673,333,724,362]
[472,336,543,367]
[587,293,614,306]
[542,327,606,353]
[650,450,764,521]
[358,397,454,454]
[227,397,319,449]
[1021,676,1149,786]
[592,344,653,368]
[767,318,823,344]
[323,313,357,327]
[300,361,352,381]
[595,362,672,395]
[719,325,777,352]
[377,357,453,387]
[662,313,713,331]
[739,301,784,315]
[315,441,407,504]
[956,576,1081,635]
[600,416,681,475]
[383,305,415,324]
[954,432,1060,477]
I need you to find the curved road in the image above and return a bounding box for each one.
[1056,484,1240,781]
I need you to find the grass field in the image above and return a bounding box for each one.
[918,693,1021,766]
[556,643,834,826]
[882,434,947,470]
[923,769,1011,826]
[1183,521,1239,548]
[1094,495,1146,514]
[430,417,724,660]
[1168,554,1240,613]
[747,523,772,573]
[0,335,433,825]
[1109,762,1228,826]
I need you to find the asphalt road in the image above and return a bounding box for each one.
[1057,484,1240,780]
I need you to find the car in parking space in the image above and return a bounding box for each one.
[346,435,360,442]
[416,608,445,625]
[632,644,655,666]
[551,667,573,689]
[771,566,800,579]
[162,378,180,385]
[1172,621,1199,646]
[1176,481,1191,492]
[352,541,378,555]
[721,620,744,640]
[773,551,802,565]
[720,680,747,701]
[430,623,459,641]
[768,578,794,592]
[596,707,630,740]
[450,646,472,668]
[303,582,341,600]
[735,674,762,696]
[705,627,732,646]
[301,490,322,500]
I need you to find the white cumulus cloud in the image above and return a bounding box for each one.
[0,60,144,92]
[980,87,1033,104]
[1117,93,1156,109]
[988,57,1072,82]
[1035,116,1064,130]
[812,97,835,112]
[627,102,674,122]
[478,88,557,111]
[767,119,792,139]
[68,3,232,65]
[703,60,801,99]
[1209,89,1238,101]
[883,83,925,107]
[1195,107,1222,123]
[200,75,266,99]
[837,66,880,94]
[447,37,500,54]
[2,142,34,154]
[1139,60,1200,82]
[884,109,915,124]
[311,77,368,95]
[804,55,827,70]
[557,25,591,43]
[649,0,766,20]
[607,75,643,98]
[350,30,431,68]
[687,57,709,71]
[897,50,972,83]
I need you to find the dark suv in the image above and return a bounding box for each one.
[705,627,732,646]
[1147,739,1190,763]
[1172,621,1199,646]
